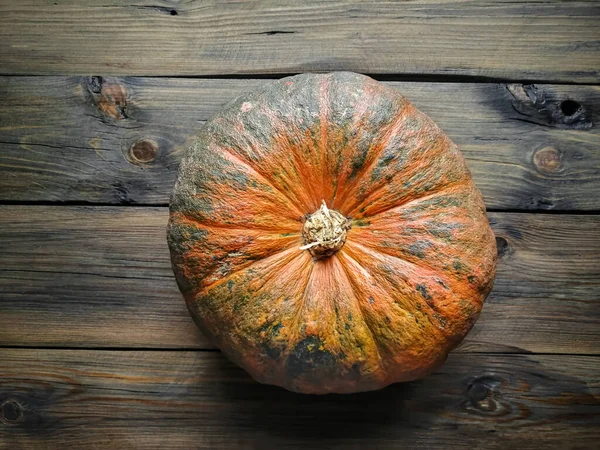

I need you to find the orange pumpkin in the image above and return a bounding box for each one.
[168,72,497,394]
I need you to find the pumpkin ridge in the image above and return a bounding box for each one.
[335,101,412,214]
[335,251,387,375]
[229,108,321,212]
[329,81,373,209]
[284,260,318,344]
[338,244,452,373]
[345,235,458,296]
[341,134,458,218]
[217,143,306,218]
[242,248,311,293]
[183,246,315,379]
[175,211,300,234]
[345,238,454,292]
[318,74,332,206]
[188,244,303,296]
[347,172,468,220]
[342,240,468,340]
[260,113,326,211]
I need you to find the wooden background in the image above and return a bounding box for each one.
[0,1,599,448]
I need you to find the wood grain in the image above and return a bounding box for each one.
[1,206,598,354]
[0,349,598,449]
[1,77,599,210]
[0,1,598,82]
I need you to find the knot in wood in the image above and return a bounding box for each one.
[301,201,351,260]
[533,146,563,175]
[467,376,503,414]
[495,236,509,259]
[128,139,158,164]
[85,76,128,120]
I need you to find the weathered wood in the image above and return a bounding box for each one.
[0,1,598,82]
[0,206,203,349]
[1,206,598,354]
[0,349,598,449]
[1,77,599,210]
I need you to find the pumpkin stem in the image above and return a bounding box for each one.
[300,200,351,260]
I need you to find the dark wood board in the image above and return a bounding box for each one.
[0,350,598,449]
[0,1,599,82]
[1,77,599,210]
[1,206,598,354]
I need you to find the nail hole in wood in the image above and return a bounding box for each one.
[560,100,581,117]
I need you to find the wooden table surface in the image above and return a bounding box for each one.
[1,1,599,448]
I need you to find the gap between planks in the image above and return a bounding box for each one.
[0,346,598,357]
[1,73,599,86]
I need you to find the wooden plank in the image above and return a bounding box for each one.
[1,77,599,210]
[0,206,598,354]
[0,1,598,82]
[0,206,203,349]
[0,349,598,449]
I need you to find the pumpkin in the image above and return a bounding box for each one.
[168,72,497,394]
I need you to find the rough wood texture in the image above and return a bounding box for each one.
[1,206,598,354]
[0,350,598,449]
[1,77,599,210]
[0,1,599,82]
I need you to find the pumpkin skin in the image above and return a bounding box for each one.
[168,72,497,394]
